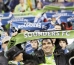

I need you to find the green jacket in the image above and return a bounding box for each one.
[14,4,30,13]
[39,55,56,65]
[8,61,24,65]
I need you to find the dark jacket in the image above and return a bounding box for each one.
[16,43,69,65]
[34,49,45,63]
[54,49,68,65]
[34,49,68,65]
[23,49,45,64]
[0,51,8,65]
[0,0,10,13]
[23,48,69,65]
[25,60,38,65]
[65,49,74,65]
[0,2,4,13]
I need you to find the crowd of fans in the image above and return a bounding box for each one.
[0,0,74,13]
[0,23,74,65]
[0,0,74,65]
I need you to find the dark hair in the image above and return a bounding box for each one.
[30,39,38,44]
[18,29,21,33]
[55,24,62,30]
[58,38,68,45]
[42,38,53,45]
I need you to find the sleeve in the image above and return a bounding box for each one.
[23,51,42,64]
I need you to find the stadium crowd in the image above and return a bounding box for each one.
[0,0,74,65]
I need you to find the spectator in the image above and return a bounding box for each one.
[2,36,11,57]
[0,36,10,65]
[14,0,30,13]
[39,38,68,65]
[0,0,10,13]
[25,40,40,55]
[2,36,10,50]
[58,38,69,54]
[7,46,24,65]
[50,16,61,25]
[54,24,62,30]
[46,16,61,30]
[25,41,34,55]
[40,38,56,65]
[32,0,43,16]
[30,40,38,50]
[36,0,43,10]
